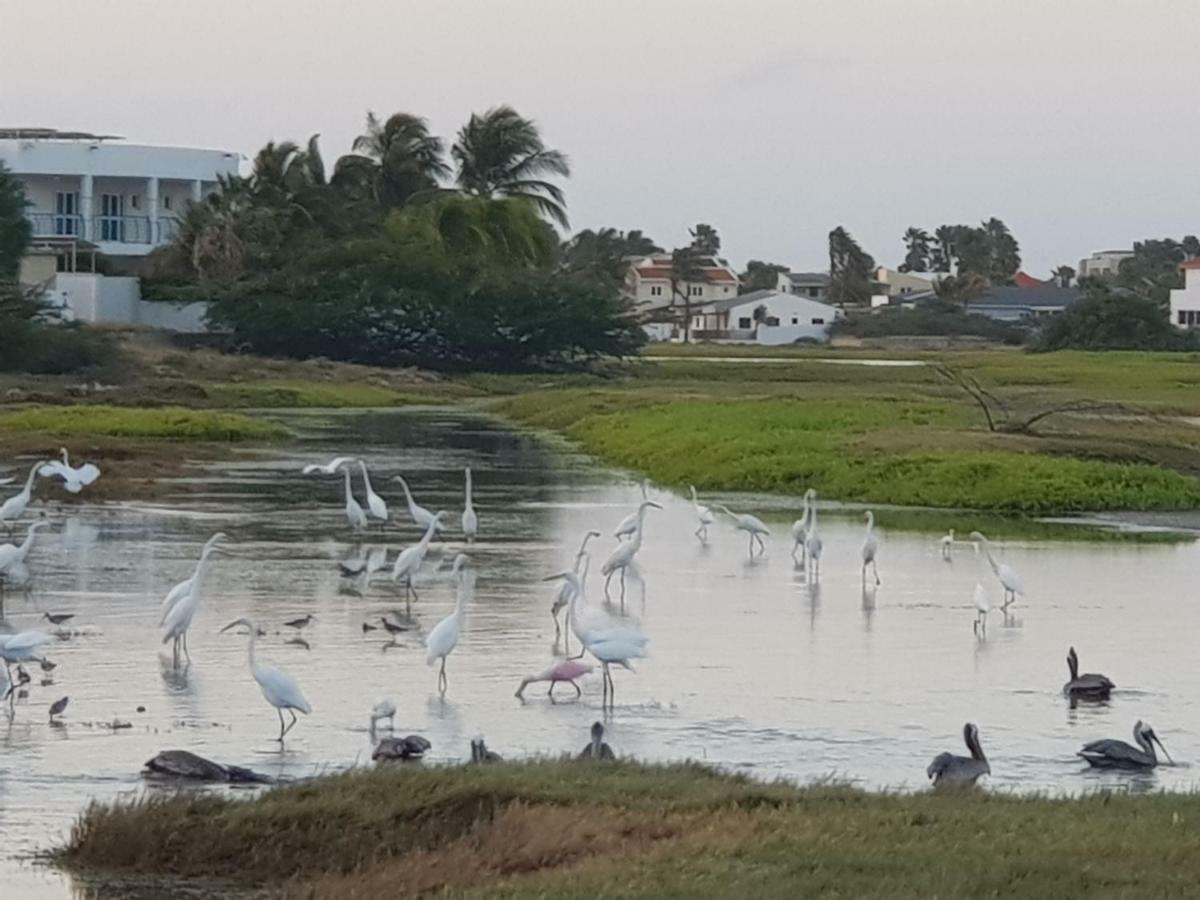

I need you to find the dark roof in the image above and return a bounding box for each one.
[0,127,123,140]
[971,285,1082,309]
[785,271,829,286]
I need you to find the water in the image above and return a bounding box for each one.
[4,407,1200,896]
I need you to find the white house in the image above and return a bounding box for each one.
[775,270,829,300]
[1169,259,1200,329]
[691,289,840,344]
[874,266,947,297]
[1078,249,1134,279]
[623,253,739,313]
[1,128,240,266]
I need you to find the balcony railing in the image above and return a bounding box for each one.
[26,212,183,245]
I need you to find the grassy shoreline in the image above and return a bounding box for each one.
[59,760,1200,898]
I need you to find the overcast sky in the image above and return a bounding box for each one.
[3,0,1195,274]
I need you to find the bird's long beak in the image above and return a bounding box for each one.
[1156,737,1175,765]
[542,572,570,582]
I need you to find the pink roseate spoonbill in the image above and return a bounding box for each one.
[358,460,388,523]
[301,456,354,475]
[393,475,444,533]
[0,462,43,536]
[552,531,601,646]
[690,485,715,542]
[425,554,471,693]
[220,617,311,741]
[516,659,594,699]
[38,448,100,494]
[861,510,881,586]
[718,505,770,557]
[392,512,448,612]
[462,467,478,543]
[601,501,661,607]
[613,481,650,540]
[791,489,814,563]
[969,531,1025,609]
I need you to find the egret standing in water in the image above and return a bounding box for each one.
[969,532,1024,610]
[1079,720,1171,769]
[425,554,472,693]
[221,618,311,741]
[302,456,355,475]
[552,531,600,646]
[791,490,813,564]
[613,481,650,541]
[0,630,52,709]
[358,460,388,524]
[861,510,881,586]
[940,529,955,560]
[927,723,990,787]
[392,513,448,612]
[394,475,444,533]
[39,448,100,494]
[689,486,715,543]
[0,521,47,603]
[342,465,368,532]
[462,467,478,543]
[0,462,43,536]
[718,505,770,558]
[161,532,228,666]
[601,501,660,606]
[972,581,991,637]
[804,496,824,579]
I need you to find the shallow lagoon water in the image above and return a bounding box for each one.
[3,407,1200,896]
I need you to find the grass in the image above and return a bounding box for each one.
[204,379,418,409]
[58,760,1200,898]
[0,405,287,442]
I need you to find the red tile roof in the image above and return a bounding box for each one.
[1182,258,1200,270]
[634,261,737,283]
[1013,271,1046,288]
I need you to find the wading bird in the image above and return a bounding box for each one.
[551,531,601,645]
[462,467,478,543]
[0,462,43,536]
[39,448,100,494]
[392,513,448,611]
[425,554,471,693]
[940,528,955,560]
[161,533,227,665]
[301,456,354,476]
[601,501,661,605]
[578,721,615,760]
[805,496,823,579]
[343,466,368,532]
[470,737,503,763]
[220,617,311,741]
[48,696,68,721]
[614,481,650,540]
[369,698,396,731]
[791,490,813,563]
[0,630,52,707]
[1063,646,1114,701]
[283,614,315,631]
[394,475,443,533]
[690,485,715,542]
[159,533,226,627]
[379,616,408,636]
[927,723,990,787]
[1079,720,1171,770]
[516,659,594,699]
[969,532,1024,610]
[0,522,47,597]
[973,582,991,637]
[718,505,770,557]
[861,510,881,586]
[42,612,73,627]
[587,632,645,710]
[358,460,388,523]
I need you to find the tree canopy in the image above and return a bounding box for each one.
[1036,284,1198,351]
[0,162,31,280]
[828,227,876,306]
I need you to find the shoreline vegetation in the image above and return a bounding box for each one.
[58,760,1200,898]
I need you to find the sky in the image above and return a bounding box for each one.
[2,0,1196,275]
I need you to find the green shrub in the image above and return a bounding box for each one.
[0,406,286,441]
[832,299,1026,344]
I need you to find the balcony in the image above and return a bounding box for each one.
[26,212,182,248]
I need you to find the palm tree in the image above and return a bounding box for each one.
[623,230,661,257]
[931,225,959,273]
[397,195,557,269]
[670,246,706,343]
[901,227,932,273]
[335,112,449,208]
[452,106,571,228]
[1051,265,1075,288]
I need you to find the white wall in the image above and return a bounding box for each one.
[53,274,209,332]
[0,139,238,181]
[1170,268,1200,329]
[721,292,838,343]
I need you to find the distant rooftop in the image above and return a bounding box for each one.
[0,128,123,141]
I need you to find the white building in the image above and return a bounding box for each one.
[1169,259,1200,329]
[776,270,829,300]
[1078,249,1134,279]
[874,266,947,297]
[1,127,240,269]
[623,253,739,313]
[691,289,841,344]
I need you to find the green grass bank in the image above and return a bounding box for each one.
[59,761,1200,899]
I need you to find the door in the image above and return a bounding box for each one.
[54,191,78,235]
[100,193,125,241]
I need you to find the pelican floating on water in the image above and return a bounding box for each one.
[1063,646,1114,701]
[927,723,990,787]
[579,721,615,760]
[1079,720,1171,770]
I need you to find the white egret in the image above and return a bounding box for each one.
[0,475,12,486]
[0,630,52,707]
[940,528,955,560]
[613,481,650,541]
[689,485,715,542]
[370,698,397,731]
[394,475,443,532]
[391,512,448,611]
[791,489,814,563]
[0,462,43,535]
[804,495,823,580]
[161,532,227,665]
[547,566,649,665]
[159,532,226,626]
[0,521,47,580]
[425,554,472,693]
[343,466,368,532]
[462,467,478,543]
[601,501,661,606]
[969,531,1025,609]
[973,581,991,636]
[587,632,647,709]
[552,530,601,645]
[220,617,311,741]
[301,456,355,475]
[861,511,881,586]
[717,505,771,557]
[39,448,100,494]
[358,460,388,522]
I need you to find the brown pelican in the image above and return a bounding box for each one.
[1079,721,1172,770]
[926,723,990,787]
[1063,647,1114,701]
[470,737,502,764]
[578,721,615,760]
[372,734,431,762]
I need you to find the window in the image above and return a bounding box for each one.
[99,194,125,241]
[650,285,663,297]
[1180,311,1187,325]
[765,316,780,326]
[808,287,819,297]
[738,317,752,329]
[811,317,825,325]
[130,195,139,210]
[54,191,78,235]
[791,316,799,325]
[722,286,730,293]
[163,195,173,210]
[689,285,703,296]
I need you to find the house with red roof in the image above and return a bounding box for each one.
[623,253,740,316]
[1012,271,1047,289]
[1169,258,1200,329]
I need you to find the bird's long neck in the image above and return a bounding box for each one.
[1067,652,1078,680]
[23,463,39,495]
[60,448,69,466]
[465,469,473,505]
[800,494,809,526]
[967,729,986,763]
[360,462,373,494]
[630,510,648,550]
[343,467,353,499]
[865,512,874,535]
[398,478,416,511]
[809,504,819,532]
[418,520,439,550]
[18,527,39,557]
[246,628,258,670]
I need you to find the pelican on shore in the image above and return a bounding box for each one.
[578,721,615,760]
[1079,720,1171,770]
[1063,646,1114,701]
[927,723,990,787]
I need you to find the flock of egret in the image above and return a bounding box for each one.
[0,446,1176,784]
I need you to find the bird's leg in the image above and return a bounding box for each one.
[282,710,298,737]
[746,533,753,557]
[872,560,881,586]
[552,610,561,638]
[619,569,626,613]
[571,679,581,698]
[438,657,447,693]
[603,571,614,601]
[276,707,286,742]
[182,632,191,662]
[548,681,555,698]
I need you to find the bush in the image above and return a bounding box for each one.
[0,285,113,374]
[831,299,1026,344]
[1035,289,1198,351]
